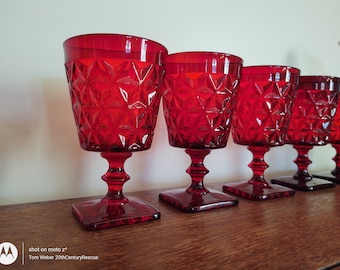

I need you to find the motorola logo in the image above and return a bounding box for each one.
[0,242,18,265]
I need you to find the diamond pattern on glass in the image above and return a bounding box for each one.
[330,102,340,143]
[163,73,239,148]
[65,58,163,151]
[287,89,338,145]
[232,81,295,146]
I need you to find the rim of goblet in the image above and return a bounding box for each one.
[298,75,340,91]
[63,33,168,63]
[166,51,243,64]
[242,65,300,75]
[64,33,168,52]
[299,75,340,82]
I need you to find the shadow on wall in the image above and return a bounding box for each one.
[40,78,85,198]
[0,78,85,205]
[0,88,38,202]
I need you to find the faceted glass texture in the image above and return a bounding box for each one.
[63,33,168,230]
[232,66,300,146]
[163,52,242,149]
[271,76,339,191]
[64,34,167,152]
[287,76,339,145]
[159,51,242,212]
[224,66,300,200]
[330,108,340,143]
[329,77,340,143]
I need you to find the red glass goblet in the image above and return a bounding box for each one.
[313,78,340,183]
[223,66,300,200]
[159,51,242,212]
[272,76,340,190]
[63,34,168,230]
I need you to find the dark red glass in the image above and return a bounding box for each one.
[63,34,168,230]
[272,76,339,191]
[299,77,340,184]
[223,66,300,200]
[159,51,242,212]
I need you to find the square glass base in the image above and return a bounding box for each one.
[271,176,336,191]
[312,172,340,184]
[72,196,160,230]
[159,188,238,213]
[223,181,295,200]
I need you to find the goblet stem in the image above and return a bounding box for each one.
[72,151,160,230]
[331,144,340,178]
[159,148,238,212]
[247,145,271,188]
[292,145,313,181]
[100,152,132,204]
[185,148,210,194]
[223,145,294,200]
[272,144,335,191]
[312,143,340,184]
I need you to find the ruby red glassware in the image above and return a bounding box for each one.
[272,76,340,190]
[159,51,242,212]
[223,66,300,200]
[313,78,340,183]
[63,34,168,230]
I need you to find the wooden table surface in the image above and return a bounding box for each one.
[1,183,339,270]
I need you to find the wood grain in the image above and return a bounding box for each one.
[1,184,339,269]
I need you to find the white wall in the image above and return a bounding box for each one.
[0,0,339,205]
